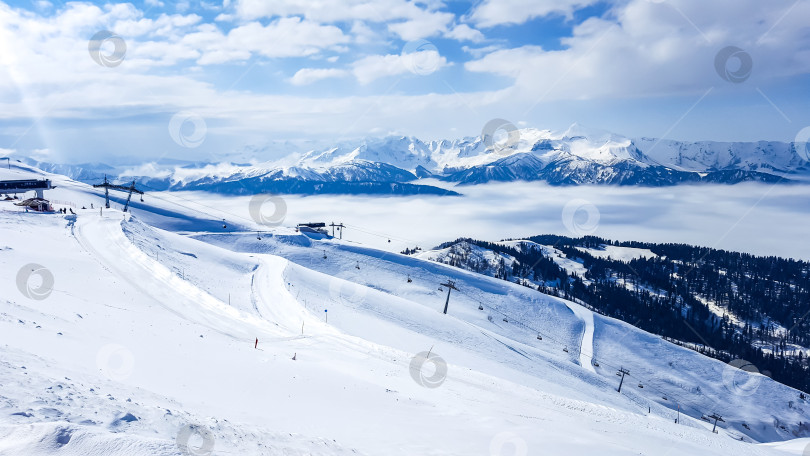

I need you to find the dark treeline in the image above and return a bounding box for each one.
[428,235,810,393]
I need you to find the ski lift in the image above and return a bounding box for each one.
[662,396,668,401]
[593,360,600,367]
[563,347,569,353]
[638,383,644,389]
[140,195,144,202]
[323,250,327,259]
[257,232,262,240]
[355,261,360,269]
[478,304,484,311]
[222,218,227,229]
[407,275,412,283]
[502,317,508,323]
[536,334,542,340]
[438,286,444,292]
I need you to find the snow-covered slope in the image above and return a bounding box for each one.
[1,165,809,455]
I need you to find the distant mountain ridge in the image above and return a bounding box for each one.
[14,123,810,194]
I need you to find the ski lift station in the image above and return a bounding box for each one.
[0,179,54,212]
[296,222,328,235]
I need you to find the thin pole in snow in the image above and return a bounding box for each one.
[440,280,458,314]
[708,413,724,433]
[617,367,630,393]
[324,309,328,323]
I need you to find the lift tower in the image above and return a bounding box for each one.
[93,176,144,212]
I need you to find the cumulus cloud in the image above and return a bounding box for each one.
[1,0,809,158]
[469,0,599,28]
[290,68,349,85]
[466,0,810,100]
[192,18,350,64]
[445,24,485,42]
[352,50,448,84]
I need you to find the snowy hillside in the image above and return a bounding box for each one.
[2,165,810,455]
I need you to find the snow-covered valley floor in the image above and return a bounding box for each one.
[2,165,810,455]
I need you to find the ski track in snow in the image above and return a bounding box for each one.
[563,301,597,375]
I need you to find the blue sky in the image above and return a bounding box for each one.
[0,0,809,163]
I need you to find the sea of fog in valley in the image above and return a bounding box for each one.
[163,180,810,261]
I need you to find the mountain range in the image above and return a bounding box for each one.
[12,124,810,195]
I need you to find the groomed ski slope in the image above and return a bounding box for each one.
[1,164,809,455]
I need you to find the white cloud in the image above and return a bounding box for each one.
[2,0,810,159]
[350,20,377,44]
[191,18,350,64]
[462,44,502,58]
[469,0,598,28]
[445,24,485,42]
[33,1,52,11]
[234,0,454,39]
[175,1,191,13]
[290,68,349,85]
[386,9,454,40]
[466,0,810,100]
[351,50,448,84]
[144,0,164,8]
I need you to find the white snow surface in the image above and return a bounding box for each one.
[577,245,659,262]
[0,164,809,455]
